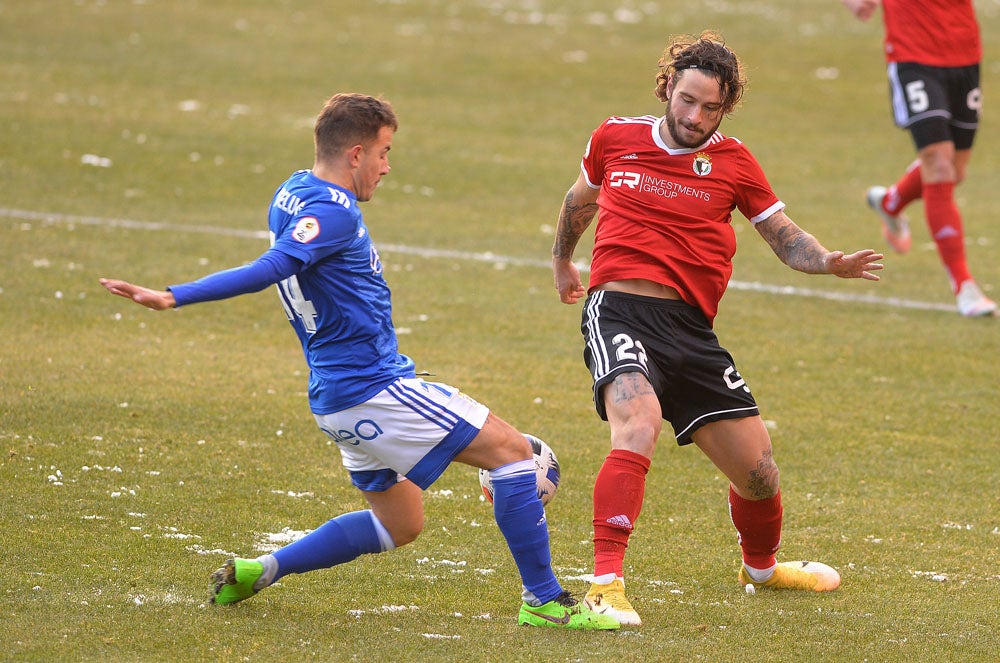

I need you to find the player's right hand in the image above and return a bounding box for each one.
[99,278,177,310]
[552,260,587,304]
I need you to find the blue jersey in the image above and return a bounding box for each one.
[267,169,415,413]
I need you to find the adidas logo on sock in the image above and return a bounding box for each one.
[605,514,633,530]
[885,188,900,213]
[934,225,960,239]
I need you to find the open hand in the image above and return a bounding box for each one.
[825,249,884,281]
[99,278,176,310]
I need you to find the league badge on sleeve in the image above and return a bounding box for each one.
[292,217,320,243]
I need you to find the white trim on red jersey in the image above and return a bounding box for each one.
[581,115,784,325]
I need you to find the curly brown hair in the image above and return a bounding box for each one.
[653,31,746,115]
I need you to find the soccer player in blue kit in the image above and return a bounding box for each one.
[99,93,618,630]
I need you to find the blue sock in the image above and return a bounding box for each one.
[272,510,389,581]
[490,461,563,605]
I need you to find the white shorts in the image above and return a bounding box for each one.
[313,377,489,491]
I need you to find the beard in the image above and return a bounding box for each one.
[664,99,721,149]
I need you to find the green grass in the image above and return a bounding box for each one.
[2,1,999,661]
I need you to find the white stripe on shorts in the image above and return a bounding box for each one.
[386,380,461,430]
[585,290,612,379]
[314,378,489,488]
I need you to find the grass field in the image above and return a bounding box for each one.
[2,1,998,661]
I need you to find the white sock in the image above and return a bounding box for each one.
[592,572,617,586]
[743,562,777,583]
[368,511,397,553]
[253,554,279,590]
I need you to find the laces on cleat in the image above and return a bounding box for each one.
[518,590,620,630]
[553,591,580,608]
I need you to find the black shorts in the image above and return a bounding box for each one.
[581,290,759,445]
[888,62,980,150]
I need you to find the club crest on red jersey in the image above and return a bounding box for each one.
[692,152,713,177]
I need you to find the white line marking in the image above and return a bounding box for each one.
[1,206,955,312]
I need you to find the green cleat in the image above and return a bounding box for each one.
[518,591,620,630]
[210,558,264,606]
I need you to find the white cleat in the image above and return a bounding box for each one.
[956,280,998,317]
[866,186,912,254]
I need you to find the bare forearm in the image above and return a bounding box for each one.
[761,220,829,274]
[552,188,598,261]
[756,210,884,281]
[755,211,829,273]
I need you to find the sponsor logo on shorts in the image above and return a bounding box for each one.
[320,419,383,446]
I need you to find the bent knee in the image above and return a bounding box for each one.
[389,518,424,547]
[611,418,661,456]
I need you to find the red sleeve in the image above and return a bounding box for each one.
[734,145,783,223]
[580,120,610,188]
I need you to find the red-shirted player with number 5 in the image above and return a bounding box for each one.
[842,0,996,317]
[551,32,883,626]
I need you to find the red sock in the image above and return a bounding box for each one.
[923,181,971,292]
[729,487,782,570]
[592,449,650,577]
[884,161,923,214]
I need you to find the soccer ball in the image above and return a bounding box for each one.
[479,434,560,506]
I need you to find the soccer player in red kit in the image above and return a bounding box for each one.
[551,32,884,625]
[842,0,996,316]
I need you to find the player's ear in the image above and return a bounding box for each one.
[347,143,364,167]
[665,73,676,98]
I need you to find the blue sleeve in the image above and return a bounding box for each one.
[168,249,302,307]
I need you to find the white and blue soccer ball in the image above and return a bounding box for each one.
[479,434,561,506]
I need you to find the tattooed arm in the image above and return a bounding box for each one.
[755,210,884,281]
[552,172,601,303]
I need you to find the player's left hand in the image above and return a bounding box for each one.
[824,249,884,281]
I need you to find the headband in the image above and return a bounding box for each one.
[677,64,716,72]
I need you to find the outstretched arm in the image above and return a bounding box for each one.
[552,172,600,304]
[755,210,884,280]
[99,249,302,310]
[99,279,176,310]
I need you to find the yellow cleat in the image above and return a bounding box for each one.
[584,578,642,625]
[739,561,841,592]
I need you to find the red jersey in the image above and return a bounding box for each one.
[881,0,980,67]
[581,115,783,326]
